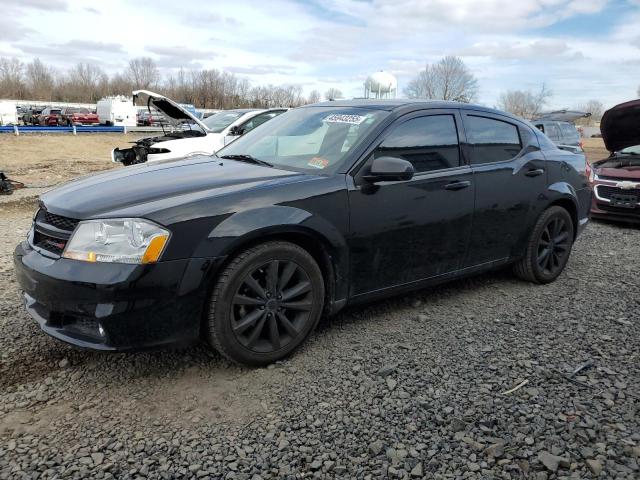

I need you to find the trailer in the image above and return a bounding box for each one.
[0,101,18,125]
[96,96,137,127]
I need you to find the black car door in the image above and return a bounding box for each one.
[460,112,547,266]
[347,110,474,296]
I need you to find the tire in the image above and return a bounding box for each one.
[513,206,575,284]
[207,241,325,366]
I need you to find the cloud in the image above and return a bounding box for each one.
[226,64,297,75]
[458,39,573,60]
[6,0,68,11]
[183,12,241,27]
[0,19,33,41]
[12,40,126,59]
[145,45,218,60]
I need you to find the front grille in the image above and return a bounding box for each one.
[32,208,79,256]
[43,211,79,231]
[596,185,640,200]
[33,230,67,255]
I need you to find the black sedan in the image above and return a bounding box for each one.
[13,100,592,366]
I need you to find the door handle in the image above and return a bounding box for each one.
[525,168,545,177]
[444,180,471,191]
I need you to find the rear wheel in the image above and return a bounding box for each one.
[206,241,325,366]
[513,206,574,284]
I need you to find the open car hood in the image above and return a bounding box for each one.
[536,110,591,122]
[600,99,640,153]
[133,89,209,132]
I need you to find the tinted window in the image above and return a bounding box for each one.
[559,123,578,142]
[376,115,460,172]
[546,123,561,141]
[241,111,284,134]
[466,115,522,164]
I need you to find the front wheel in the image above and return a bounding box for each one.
[514,206,575,284]
[206,241,325,366]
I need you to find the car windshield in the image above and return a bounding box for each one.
[619,145,640,155]
[217,106,389,174]
[202,111,246,133]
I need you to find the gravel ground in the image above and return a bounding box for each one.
[1,203,638,479]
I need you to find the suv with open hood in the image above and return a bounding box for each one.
[590,99,640,223]
[112,90,286,166]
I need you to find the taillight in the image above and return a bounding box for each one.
[585,160,594,185]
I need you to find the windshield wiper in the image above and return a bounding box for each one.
[219,154,273,168]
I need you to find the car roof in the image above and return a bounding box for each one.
[303,99,524,120]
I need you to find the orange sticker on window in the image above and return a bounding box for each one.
[308,157,329,169]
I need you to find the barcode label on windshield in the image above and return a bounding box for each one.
[324,114,366,125]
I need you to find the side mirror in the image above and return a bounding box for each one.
[363,156,415,183]
[229,125,245,136]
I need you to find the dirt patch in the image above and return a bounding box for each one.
[0,133,145,186]
[583,137,608,163]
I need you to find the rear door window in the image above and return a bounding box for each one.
[464,115,522,164]
[376,114,460,173]
[546,123,562,142]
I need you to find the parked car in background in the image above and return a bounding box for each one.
[137,110,169,126]
[22,107,43,125]
[533,111,590,154]
[590,99,640,223]
[97,96,137,127]
[39,107,63,126]
[113,90,286,165]
[60,107,100,126]
[14,100,591,366]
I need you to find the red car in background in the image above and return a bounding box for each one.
[60,107,100,126]
[38,107,62,126]
[590,99,640,224]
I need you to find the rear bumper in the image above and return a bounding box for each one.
[13,240,224,351]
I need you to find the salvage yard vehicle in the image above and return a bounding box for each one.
[39,107,63,126]
[14,100,591,366]
[112,90,286,165]
[60,107,100,126]
[533,110,590,154]
[0,100,18,125]
[590,99,640,224]
[97,96,137,127]
[21,107,43,125]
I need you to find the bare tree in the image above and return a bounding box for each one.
[25,58,56,100]
[127,57,159,89]
[62,62,108,102]
[573,99,604,126]
[306,90,321,104]
[324,88,343,100]
[0,57,26,98]
[497,84,552,120]
[405,56,478,103]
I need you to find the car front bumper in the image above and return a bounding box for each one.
[13,240,223,351]
[591,183,640,224]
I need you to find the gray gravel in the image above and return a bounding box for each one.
[1,205,639,479]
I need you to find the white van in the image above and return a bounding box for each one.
[96,96,137,127]
[0,101,18,126]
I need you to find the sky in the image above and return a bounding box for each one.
[2,0,639,109]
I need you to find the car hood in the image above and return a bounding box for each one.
[133,89,210,132]
[41,156,305,219]
[596,165,640,180]
[600,99,640,153]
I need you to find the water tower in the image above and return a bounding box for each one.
[364,71,397,99]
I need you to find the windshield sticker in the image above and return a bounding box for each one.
[307,157,330,169]
[323,114,366,125]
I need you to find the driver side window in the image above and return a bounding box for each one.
[376,115,461,173]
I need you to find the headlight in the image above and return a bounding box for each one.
[62,218,170,264]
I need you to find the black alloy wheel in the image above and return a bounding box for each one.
[207,241,324,366]
[513,206,574,284]
[231,259,313,352]
[536,216,570,276]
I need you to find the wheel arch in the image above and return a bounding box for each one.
[202,206,349,318]
[545,182,580,239]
